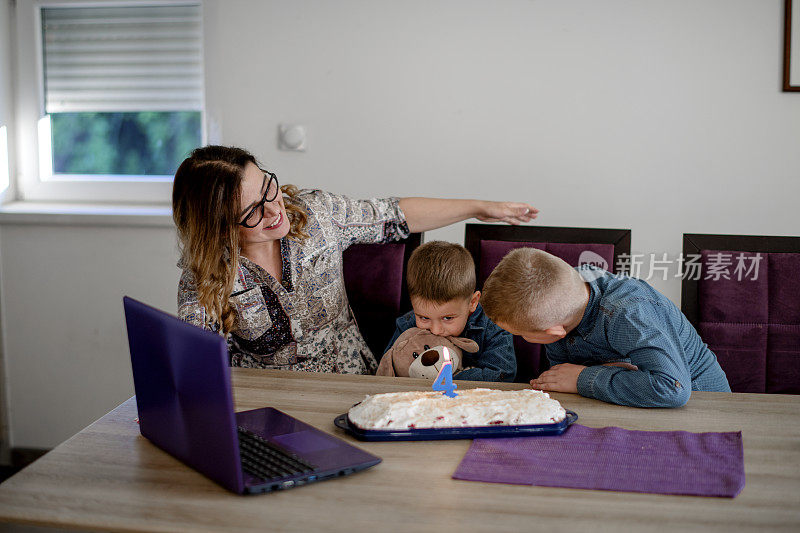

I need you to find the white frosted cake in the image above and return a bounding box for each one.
[347,388,566,430]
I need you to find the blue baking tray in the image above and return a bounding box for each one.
[334,409,578,441]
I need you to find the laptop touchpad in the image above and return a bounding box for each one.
[272,430,339,455]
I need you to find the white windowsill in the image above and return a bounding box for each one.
[0,201,174,227]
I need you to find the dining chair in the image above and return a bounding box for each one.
[464,224,632,382]
[342,233,423,363]
[681,233,800,394]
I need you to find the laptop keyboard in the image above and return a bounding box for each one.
[237,426,317,481]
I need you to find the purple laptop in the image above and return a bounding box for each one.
[123,296,381,494]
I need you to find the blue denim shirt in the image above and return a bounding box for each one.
[385,304,516,382]
[546,266,731,408]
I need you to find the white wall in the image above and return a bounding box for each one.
[1,0,799,448]
[203,0,799,303]
[0,222,180,449]
[0,0,14,460]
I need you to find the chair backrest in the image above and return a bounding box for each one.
[681,234,800,394]
[465,224,632,382]
[343,233,422,361]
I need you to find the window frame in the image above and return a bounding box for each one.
[13,0,205,205]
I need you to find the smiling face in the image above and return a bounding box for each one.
[411,292,480,337]
[237,161,290,247]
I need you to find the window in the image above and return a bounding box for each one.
[14,1,204,204]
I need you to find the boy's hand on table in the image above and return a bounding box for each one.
[530,363,585,393]
[476,201,539,225]
[530,362,640,393]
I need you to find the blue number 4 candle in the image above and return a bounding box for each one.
[432,347,458,398]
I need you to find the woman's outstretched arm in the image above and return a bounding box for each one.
[398,198,538,233]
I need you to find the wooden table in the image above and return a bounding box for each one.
[1,369,799,532]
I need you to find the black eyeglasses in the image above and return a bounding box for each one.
[239,170,280,228]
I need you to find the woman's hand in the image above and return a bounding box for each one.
[475,201,538,225]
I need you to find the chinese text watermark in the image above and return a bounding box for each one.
[598,252,764,281]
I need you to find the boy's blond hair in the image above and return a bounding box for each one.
[481,248,587,331]
[407,241,476,303]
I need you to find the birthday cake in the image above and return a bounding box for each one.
[347,388,566,430]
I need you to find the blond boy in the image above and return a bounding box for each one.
[481,248,730,407]
[384,241,516,382]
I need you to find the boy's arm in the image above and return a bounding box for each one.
[454,325,516,382]
[575,303,693,408]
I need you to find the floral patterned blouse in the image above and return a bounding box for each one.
[177,189,410,374]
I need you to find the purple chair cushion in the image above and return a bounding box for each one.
[768,325,800,394]
[478,241,547,288]
[769,254,800,323]
[478,240,615,382]
[478,240,616,287]
[766,254,800,393]
[697,322,767,393]
[698,251,768,324]
[547,242,615,272]
[343,243,407,359]
[698,251,800,394]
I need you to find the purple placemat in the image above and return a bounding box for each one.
[453,424,745,497]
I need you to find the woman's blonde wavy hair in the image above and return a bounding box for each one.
[172,145,308,334]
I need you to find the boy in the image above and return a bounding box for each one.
[480,248,730,407]
[384,241,516,382]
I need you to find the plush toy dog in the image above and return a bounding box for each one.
[376,327,479,379]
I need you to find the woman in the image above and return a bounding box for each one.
[173,145,536,373]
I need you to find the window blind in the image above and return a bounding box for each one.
[41,3,202,113]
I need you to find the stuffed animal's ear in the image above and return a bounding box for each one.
[391,328,422,355]
[377,328,423,377]
[376,348,396,376]
[448,336,480,353]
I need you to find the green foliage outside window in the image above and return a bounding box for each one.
[50,111,201,176]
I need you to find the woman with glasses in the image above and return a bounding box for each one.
[172,145,537,372]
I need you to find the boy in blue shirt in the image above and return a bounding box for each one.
[385,241,516,382]
[480,248,730,407]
